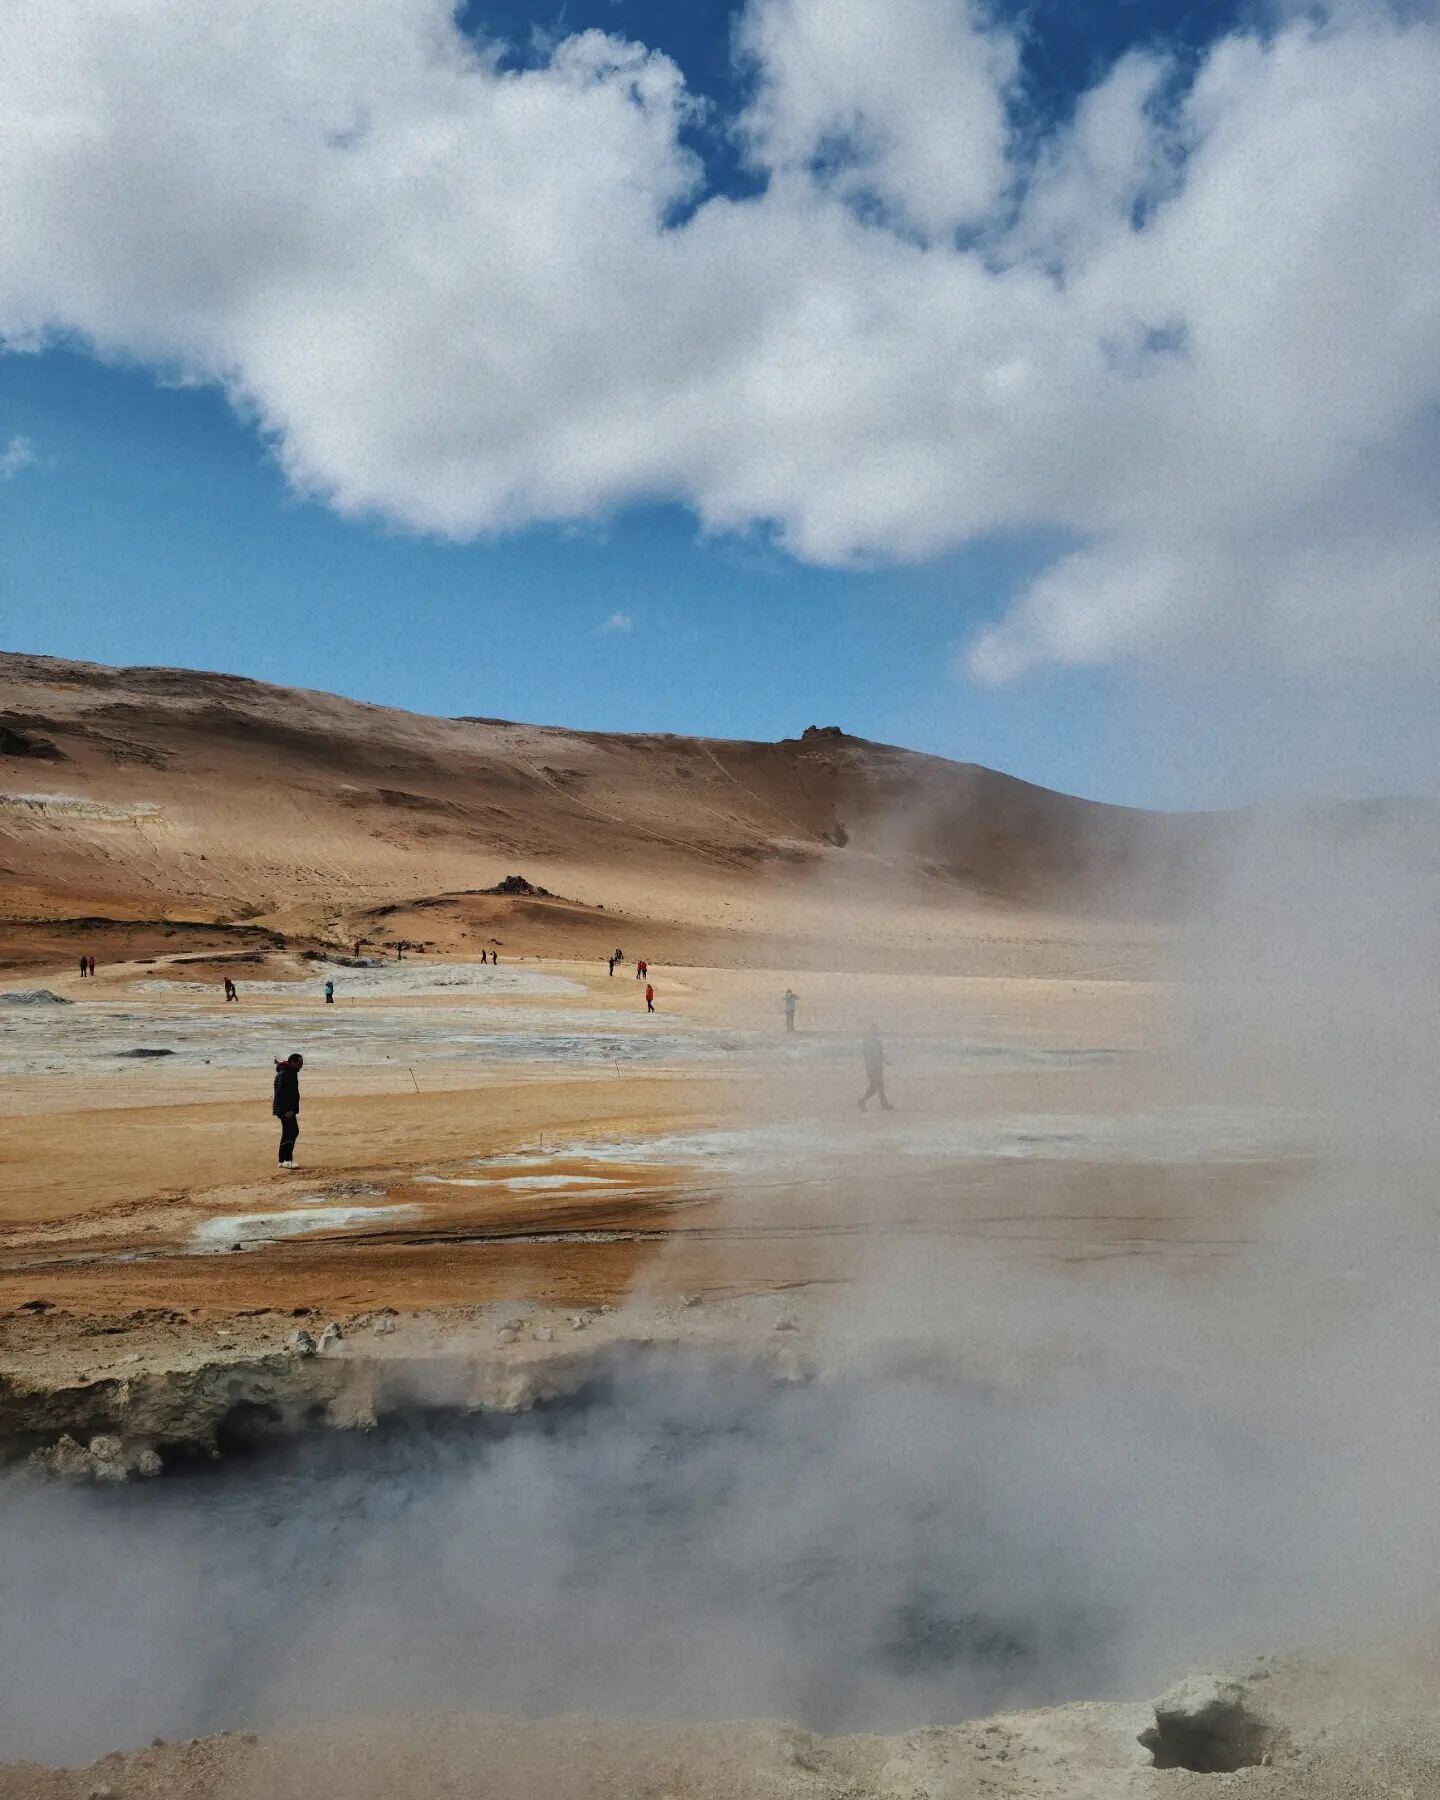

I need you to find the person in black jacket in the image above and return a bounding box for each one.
[273,1053,303,1167]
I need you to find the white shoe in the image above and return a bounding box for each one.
[279,1161,295,1169]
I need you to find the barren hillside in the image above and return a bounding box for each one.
[0,653,1203,973]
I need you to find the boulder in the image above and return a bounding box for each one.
[1139,1674,1276,1772]
[29,1434,93,1480]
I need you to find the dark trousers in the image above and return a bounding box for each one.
[278,1114,299,1163]
[859,1074,890,1110]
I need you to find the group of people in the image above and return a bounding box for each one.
[261,949,892,1167]
[605,948,655,1011]
[77,955,96,978]
[780,989,890,1108]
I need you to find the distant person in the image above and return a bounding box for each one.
[395,942,405,962]
[857,1023,892,1112]
[491,949,498,966]
[88,956,96,978]
[323,979,335,1005]
[354,939,362,958]
[607,954,616,977]
[78,956,88,979]
[784,988,798,1032]
[645,982,655,1014]
[273,1052,303,1167]
[224,977,238,1003]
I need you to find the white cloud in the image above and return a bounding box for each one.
[600,611,634,633]
[0,435,36,479]
[735,0,1017,237]
[0,0,1436,681]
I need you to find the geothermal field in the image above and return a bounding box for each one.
[3,654,1440,1798]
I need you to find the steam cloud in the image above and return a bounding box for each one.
[3,801,1438,1766]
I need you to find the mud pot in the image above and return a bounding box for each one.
[2,1344,1319,1769]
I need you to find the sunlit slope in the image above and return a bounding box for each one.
[0,653,1202,963]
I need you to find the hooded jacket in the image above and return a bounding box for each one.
[272,1062,301,1117]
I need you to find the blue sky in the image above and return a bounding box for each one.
[3,0,1433,813]
[2,345,1160,796]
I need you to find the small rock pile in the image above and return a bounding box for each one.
[28,1433,162,1483]
[481,874,552,897]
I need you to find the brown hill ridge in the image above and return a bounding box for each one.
[0,652,1204,974]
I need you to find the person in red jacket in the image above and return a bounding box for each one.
[644,983,655,1013]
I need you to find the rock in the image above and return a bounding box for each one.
[287,1327,317,1357]
[495,1325,520,1345]
[481,874,552,897]
[86,1784,116,1799]
[30,1434,93,1480]
[371,1313,396,1335]
[0,989,71,1005]
[1139,1674,1277,1772]
[533,1325,554,1343]
[569,1315,587,1331]
[0,725,65,760]
[30,1434,158,1483]
[317,1321,344,1351]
